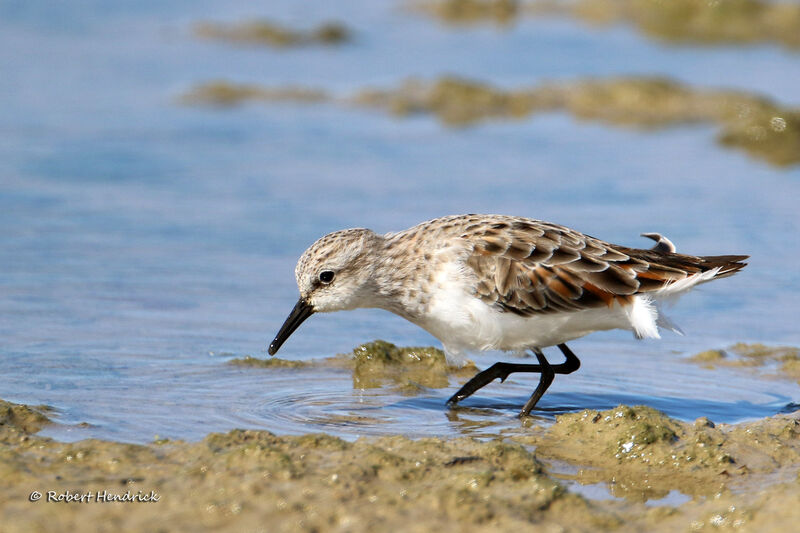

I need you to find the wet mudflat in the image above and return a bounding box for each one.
[4,343,800,531]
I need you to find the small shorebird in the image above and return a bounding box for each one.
[268,214,747,416]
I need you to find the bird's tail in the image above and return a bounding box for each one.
[693,254,749,279]
[635,252,748,338]
[645,252,748,303]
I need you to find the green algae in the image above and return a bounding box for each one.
[194,19,350,48]
[0,400,52,436]
[728,342,799,361]
[182,76,800,167]
[688,349,726,363]
[415,0,800,50]
[222,341,478,396]
[179,81,328,107]
[515,405,800,502]
[349,340,478,392]
[687,343,800,382]
[529,0,800,50]
[412,0,520,26]
[352,76,561,125]
[355,76,800,167]
[228,356,310,369]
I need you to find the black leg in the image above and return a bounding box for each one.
[446,361,543,405]
[519,349,554,417]
[556,343,581,374]
[446,343,582,409]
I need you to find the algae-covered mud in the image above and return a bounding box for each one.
[414,0,800,50]
[230,341,478,394]
[412,0,521,25]
[516,404,800,501]
[529,0,800,49]
[346,340,478,392]
[194,19,350,47]
[687,343,800,384]
[228,355,311,369]
[4,396,800,532]
[180,82,327,107]
[182,76,800,167]
[355,77,800,167]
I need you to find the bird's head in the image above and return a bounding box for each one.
[268,228,381,355]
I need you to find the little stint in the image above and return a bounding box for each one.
[268,214,748,416]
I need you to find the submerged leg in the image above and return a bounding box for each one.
[446,343,582,410]
[519,349,554,417]
[446,361,544,405]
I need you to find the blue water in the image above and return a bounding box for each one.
[1,0,799,444]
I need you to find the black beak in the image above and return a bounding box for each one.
[268,298,314,355]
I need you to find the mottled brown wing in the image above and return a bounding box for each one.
[462,218,745,316]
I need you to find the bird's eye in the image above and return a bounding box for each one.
[319,270,335,284]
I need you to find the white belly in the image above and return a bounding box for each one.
[415,262,667,365]
[418,291,630,363]
[406,253,716,365]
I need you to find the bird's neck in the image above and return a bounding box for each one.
[361,232,440,321]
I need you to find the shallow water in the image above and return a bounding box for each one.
[1,0,799,444]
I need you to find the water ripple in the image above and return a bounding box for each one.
[35,352,798,444]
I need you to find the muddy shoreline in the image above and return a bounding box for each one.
[4,343,799,532]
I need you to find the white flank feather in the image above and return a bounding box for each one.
[625,295,660,339]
